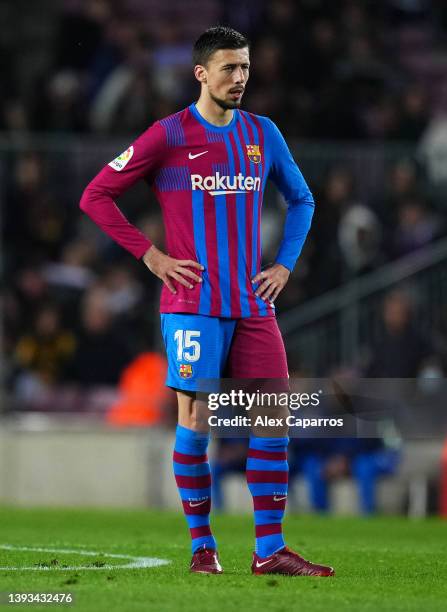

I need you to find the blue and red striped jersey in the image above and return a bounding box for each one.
[80,103,315,318]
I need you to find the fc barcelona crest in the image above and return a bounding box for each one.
[246,144,262,164]
[179,364,193,379]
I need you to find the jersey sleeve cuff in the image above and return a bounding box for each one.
[274,256,295,273]
[136,239,153,260]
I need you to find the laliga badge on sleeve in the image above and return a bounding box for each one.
[108,145,134,171]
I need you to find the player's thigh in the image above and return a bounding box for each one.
[160,313,236,392]
[227,316,288,379]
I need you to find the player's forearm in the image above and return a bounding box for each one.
[80,183,152,259]
[275,199,314,272]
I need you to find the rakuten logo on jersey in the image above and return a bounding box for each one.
[191,172,261,196]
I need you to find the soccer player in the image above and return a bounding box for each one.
[80,26,334,577]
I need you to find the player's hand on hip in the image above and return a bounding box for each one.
[143,245,204,294]
[251,263,290,303]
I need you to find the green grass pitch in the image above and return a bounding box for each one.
[0,507,446,612]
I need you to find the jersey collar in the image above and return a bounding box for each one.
[189,103,239,132]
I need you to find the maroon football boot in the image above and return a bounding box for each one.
[252,546,335,577]
[190,547,223,574]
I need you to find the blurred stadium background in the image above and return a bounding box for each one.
[1,0,447,517]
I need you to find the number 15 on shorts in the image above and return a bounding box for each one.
[174,330,201,362]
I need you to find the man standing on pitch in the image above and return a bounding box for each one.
[80,26,334,577]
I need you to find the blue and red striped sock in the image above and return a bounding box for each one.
[173,424,217,553]
[246,435,289,558]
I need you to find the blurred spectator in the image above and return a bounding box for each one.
[91,68,162,134]
[151,21,194,106]
[392,198,442,258]
[366,289,435,378]
[88,18,156,132]
[53,0,111,70]
[395,84,430,141]
[335,25,394,140]
[13,304,75,399]
[43,240,97,294]
[85,15,138,103]
[300,18,340,93]
[42,240,98,327]
[308,166,356,292]
[4,267,50,354]
[2,99,28,133]
[364,95,400,140]
[100,263,149,348]
[243,36,285,121]
[376,158,423,227]
[289,438,399,514]
[337,203,383,277]
[67,286,133,386]
[31,71,88,133]
[4,153,71,271]
[102,264,143,317]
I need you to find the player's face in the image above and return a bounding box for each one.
[197,47,250,110]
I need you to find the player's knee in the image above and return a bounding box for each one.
[177,390,209,432]
[187,408,209,432]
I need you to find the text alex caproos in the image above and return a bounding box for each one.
[207,390,344,428]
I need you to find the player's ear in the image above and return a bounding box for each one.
[194,65,207,84]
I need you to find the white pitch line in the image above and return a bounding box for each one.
[0,544,170,571]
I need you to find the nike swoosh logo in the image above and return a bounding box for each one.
[256,559,272,568]
[273,496,287,502]
[189,499,208,507]
[188,151,208,160]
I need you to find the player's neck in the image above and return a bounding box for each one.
[195,96,234,127]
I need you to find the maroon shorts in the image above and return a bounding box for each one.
[226,316,288,379]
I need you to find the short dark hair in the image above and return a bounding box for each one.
[192,26,249,66]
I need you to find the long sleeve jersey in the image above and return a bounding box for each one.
[80,103,315,318]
